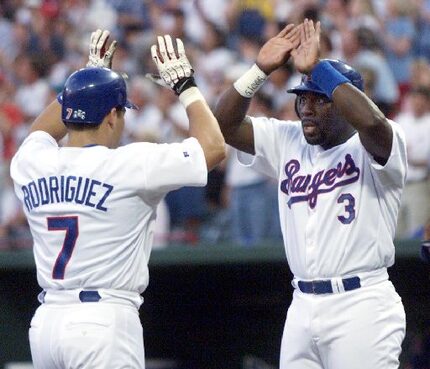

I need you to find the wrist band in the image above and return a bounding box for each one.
[310,60,349,99]
[179,87,205,108]
[233,64,268,98]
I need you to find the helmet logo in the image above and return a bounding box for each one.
[65,107,86,120]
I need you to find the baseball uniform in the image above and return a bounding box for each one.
[237,116,407,369]
[10,130,207,369]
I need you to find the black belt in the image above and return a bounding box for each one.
[297,276,361,294]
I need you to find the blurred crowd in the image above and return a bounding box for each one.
[0,0,430,252]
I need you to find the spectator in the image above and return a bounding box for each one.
[183,0,230,44]
[13,54,51,126]
[226,0,274,44]
[341,26,399,117]
[412,0,430,60]
[395,86,430,238]
[409,58,430,90]
[348,0,381,31]
[382,0,416,99]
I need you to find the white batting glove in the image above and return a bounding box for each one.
[86,29,118,69]
[149,35,196,95]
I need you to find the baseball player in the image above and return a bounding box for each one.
[10,30,225,369]
[214,19,407,369]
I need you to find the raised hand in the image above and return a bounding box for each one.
[291,19,321,74]
[86,29,118,69]
[256,24,301,75]
[149,35,195,95]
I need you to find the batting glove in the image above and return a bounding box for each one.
[149,35,196,95]
[86,29,117,69]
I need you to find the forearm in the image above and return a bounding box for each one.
[214,86,252,145]
[310,60,392,162]
[214,64,268,154]
[30,100,67,142]
[332,84,388,133]
[180,88,226,170]
[332,84,392,160]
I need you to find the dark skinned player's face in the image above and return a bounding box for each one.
[296,92,349,150]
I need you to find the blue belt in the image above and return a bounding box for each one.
[297,276,361,294]
[40,290,101,303]
[79,290,101,302]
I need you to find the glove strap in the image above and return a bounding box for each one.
[173,76,197,96]
[233,64,268,98]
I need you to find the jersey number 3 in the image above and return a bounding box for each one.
[337,193,356,224]
[47,216,79,279]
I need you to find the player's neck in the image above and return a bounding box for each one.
[66,131,108,148]
[321,127,356,150]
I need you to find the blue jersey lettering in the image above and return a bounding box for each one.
[96,184,113,211]
[21,175,114,212]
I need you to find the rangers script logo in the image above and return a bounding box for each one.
[280,154,360,208]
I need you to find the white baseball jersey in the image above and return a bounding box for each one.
[239,118,407,280]
[10,130,207,296]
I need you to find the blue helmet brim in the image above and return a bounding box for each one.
[287,80,327,97]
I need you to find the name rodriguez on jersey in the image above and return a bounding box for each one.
[21,175,113,212]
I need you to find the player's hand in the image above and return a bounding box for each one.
[291,19,321,74]
[149,35,195,95]
[86,29,118,69]
[255,23,301,75]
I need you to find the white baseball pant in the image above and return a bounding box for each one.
[280,280,405,369]
[29,299,145,368]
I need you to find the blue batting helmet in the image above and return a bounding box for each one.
[59,67,137,125]
[287,59,364,97]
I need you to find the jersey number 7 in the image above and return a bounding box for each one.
[47,216,79,279]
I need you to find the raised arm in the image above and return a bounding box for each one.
[214,24,301,154]
[29,30,117,142]
[30,100,66,141]
[150,35,225,170]
[330,84,392,163]
[292,20,392,164]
